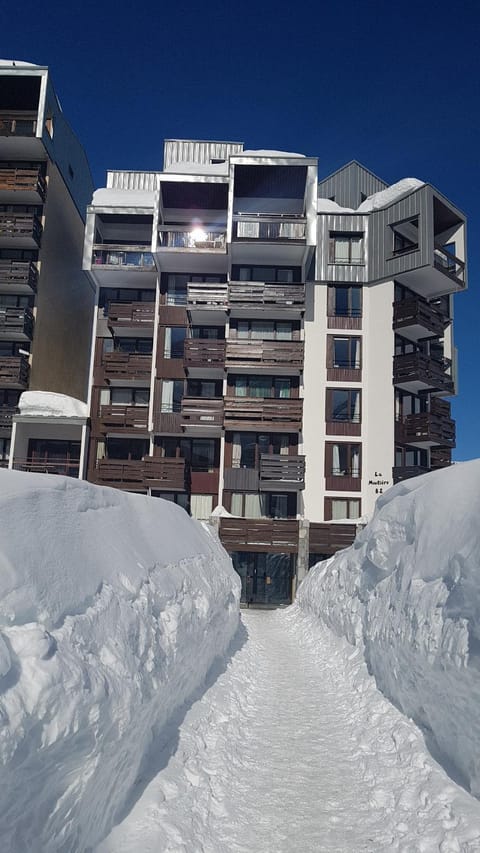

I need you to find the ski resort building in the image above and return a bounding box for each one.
[0,61,94,475]
[77,139,465,605]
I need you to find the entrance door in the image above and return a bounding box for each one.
[231,552,294,606]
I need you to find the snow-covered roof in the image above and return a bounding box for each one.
[164,161,229,176]
[91,188,156,208]
[356,178,424,212]
[18,391,88,420]
[0,59,40,67]
[317,198,355,214]
[240,149,305,158]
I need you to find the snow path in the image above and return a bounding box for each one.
[97,608,480,853]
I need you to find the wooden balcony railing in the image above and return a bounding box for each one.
[225,339,304,370]
[0,213,42,244]
[259,454,305,490]
[396,410,455,447]
[433,244,465,287]
[393,297,449,337]
[187,283,229,311]
[393,465,430,483]
[0,260,38,292]
[393,353,454,393]
[0,405,17,428]
[107,302,155,328]
[219,517,300,551]
[0,167,46,199]
[0,115,37,137]
[0,355,29,387]
[0,306,34,338]
[309,523,357,555]
[229,282,305,310]
[180,397,224,428]
[92,245,155,269]
[430,446,452,469]
[13,458,80,477]
[233,218,306,241]
[224,397,303,432]
[95,405,149,432]
[94,456,188,490]
[183,339,226,370]
[102,352,152,381]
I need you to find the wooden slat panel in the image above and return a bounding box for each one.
[219,517,299,552]
[259,454,305,491]
[223,397,303,432]
[225,340,304,369]
[309,523,357,554]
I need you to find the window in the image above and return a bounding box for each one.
[232,375,293,399]
[105,337,153,355]
[163,327,186,359]
[151,491,189,512]
[0,293,33,308]
[391,217,419,255]
[99,287,155,310]
[0,341,29,356]
[232,320,295,341]
[329,285,362,317]
[180,439,217,472]
[234,265,299,283]
[230,432,291,469]
[230,491,296,518]
[0,437,10,463]
[186,379,222,398]
[395,446,428,468]
[332,337,361,369]
[329,233,364,264]
[325,497,361,521]
[327,443,361,477]
[165,273,224,305]
[110,388,150,407]
[106,438,149,460]
[161,380,184,413]
[190,326,223,340]
[327,389,361,422]
[190,494,213,519]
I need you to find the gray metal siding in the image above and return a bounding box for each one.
[318,162,387,210]
[369,186,431,282]
[106,171,160,191]
[316,214,367,282]
[163,140,243,169]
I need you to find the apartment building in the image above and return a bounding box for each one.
[0,60,94,474]
[76,140,465,605]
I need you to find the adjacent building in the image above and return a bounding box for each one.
[79,140,466,605]
[0,60,95,473]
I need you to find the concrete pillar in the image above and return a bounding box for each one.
[297,518,310,585]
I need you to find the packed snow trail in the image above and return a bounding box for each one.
[97,608,480,853]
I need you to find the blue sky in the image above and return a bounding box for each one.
[5,0,480,459]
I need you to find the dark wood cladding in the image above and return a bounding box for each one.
[187,283,229,311]
[0,355,29,387]
[327,316,362,330]
[325,475,361,492]
[393,353,454,392]
[430,446,452,469]
[190,470,219,494]
[0,260,38,292]
[107,302,155,329]
[395,411,455,447]
[259,454,305,491]
[309,523,357,554]
[101,352,152,382]
[94,456,188,490]
[13,458,79,477]
[181,397,224,429]
[325,421,361,436]
[219,517,299,552]
[0,405,17,429]
[393,465,429,483]
[0,306,34,338]
[0,213,42,244]
[184,339,226,369]
[229,282,305,310]
[0,167,46,200]
[326,367,362,382]
[393,297,448,337]
[94,405,149,433]
[154,412,183,433]
[223,467,260,491]
[225,340,304,370]
[223,397,303,432]
[158,305,188,326]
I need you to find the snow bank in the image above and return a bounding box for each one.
[297,461,480,797]
[18,391,88,419]
[0,469,240,852]
[356,177,424,212]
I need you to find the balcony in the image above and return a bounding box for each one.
[219,517,300,551]
[259,454,305,491]
[95,405,149,434]
[395,399,455,448]
[94,456,188,491]
[225,340,304,373]
[430,446,452,469]
[92,245,155,269]
[229,282,305,317]
[106,302,155,336]
[183,339,226,377]
[101,352,152,383]
[0,307,34,340]
[158,228,227,252]
[0,213,42,247]
[393,465,430,483]
[13,458,80,477]
[0,405,17,430]
[232,217,306,242]
[393,353,454,394]
[393,297,449,341]
[187,283,229,324]
[180,397,224,432]
[0,355,29,388]
[0,260,38,294]
[433,244,465,289]
[0,114,37,137]
[224,397,303,432]
[0,167,46,203]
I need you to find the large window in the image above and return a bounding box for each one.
[232,375,293,398]
[108,388,150,407]
[329,285,362,317]
[331,337,361,369]
[230,432,291,469]
[326,443,361,477]
[161,380,184,413]
[232,319,296,341]
[391,217,419,255]
[233,265,300,283]
[327,389,361,423]
[186,379,222,398]
[163,326,186,358]
[230,491,296,518]
[329,233,364,265]
[103,337,153,355]
[325,497,361,521]
[156,437,219,472]
[105,438,149,460]
[98,287,154,310]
